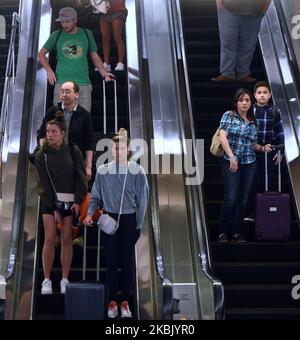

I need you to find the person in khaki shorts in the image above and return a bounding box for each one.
[38,7,114,112]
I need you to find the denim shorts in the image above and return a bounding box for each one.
[99,10,128,23]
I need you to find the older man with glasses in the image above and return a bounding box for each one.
[37,81,94,181]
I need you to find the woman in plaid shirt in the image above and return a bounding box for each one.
[218,88,258,243]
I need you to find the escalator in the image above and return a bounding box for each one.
[0,0,20,320]
[181,0,300,320]
[0,0,175,320]
[32,2,133,320]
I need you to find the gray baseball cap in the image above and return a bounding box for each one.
[56,7,77,22]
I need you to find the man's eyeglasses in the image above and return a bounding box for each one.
[60,89,74,95]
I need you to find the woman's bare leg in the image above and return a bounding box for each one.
[100,20,111,64]
[60,216,73,279]
[42,214,57,279]
[112,18,125,63]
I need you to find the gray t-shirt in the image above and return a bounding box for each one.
[63,108,74,139]
[222,0,269,17]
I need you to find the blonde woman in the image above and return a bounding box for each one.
[84,128,149,319]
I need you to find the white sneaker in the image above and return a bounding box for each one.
[60,278,69,295]
[244,216,255,222]
[103,62,111,72]
[107,301,118,319]
[95,63,111,72]
[41,279,53,295]
[120,301,132,318]
[115,62,125,71]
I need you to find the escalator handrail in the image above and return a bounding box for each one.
[0,11,20,133]
[262,2,300,152]
[0,12,21,199]
[5,0,42,280]
[172,0,225,320]
[273,0,300,94]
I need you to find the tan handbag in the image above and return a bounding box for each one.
[210,128,224,157]
[210,111,234,157]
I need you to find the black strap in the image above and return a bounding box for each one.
[68,143,76,166]
[43,152,58,200]
[54,29,63,57]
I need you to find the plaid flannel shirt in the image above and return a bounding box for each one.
[220,110,257,164]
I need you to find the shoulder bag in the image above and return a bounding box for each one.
[97,163,129,235]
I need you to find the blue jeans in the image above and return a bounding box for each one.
[220,159,256,235]
[217,6,263,79]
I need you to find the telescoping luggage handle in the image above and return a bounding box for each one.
[83,224,101,282]
[264,145,284,192]
[103,79,118,135]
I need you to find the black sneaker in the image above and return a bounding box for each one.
[232,233,246,243]
[217,234,228,243]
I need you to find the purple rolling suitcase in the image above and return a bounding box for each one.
[255,150,290,241]
[65,225,105,320]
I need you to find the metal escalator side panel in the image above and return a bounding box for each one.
[126,0,161,320]
[174,0,223,320]
[0,0,32,279]
[1,0,52,320]
[135,0,217,320]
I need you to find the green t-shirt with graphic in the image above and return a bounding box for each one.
[43,28,98,85]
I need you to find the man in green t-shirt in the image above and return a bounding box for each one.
[38,7,114,112]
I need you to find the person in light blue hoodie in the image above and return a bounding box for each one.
[84,128,149,319]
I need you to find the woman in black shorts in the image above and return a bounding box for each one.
[35,118,87,295]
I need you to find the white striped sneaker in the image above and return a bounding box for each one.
[115,62,125,71]
[60,278,69,295]
[41,279,53,295]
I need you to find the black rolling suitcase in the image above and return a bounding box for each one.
[65,225,105,320]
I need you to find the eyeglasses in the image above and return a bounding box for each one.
[60,89,74,95]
